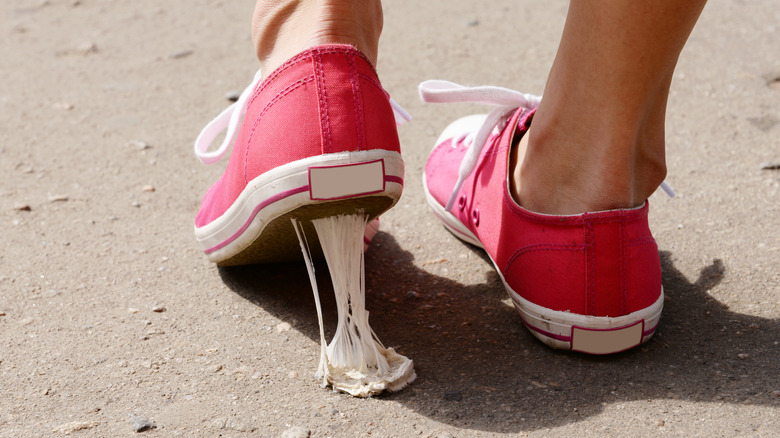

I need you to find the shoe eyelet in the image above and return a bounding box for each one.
[458,195,467,211]
[472,208,480,226]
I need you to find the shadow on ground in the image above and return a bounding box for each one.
[219,232,780,433]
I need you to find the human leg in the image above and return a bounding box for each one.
[421,0,707,353]
[513,0,707,215]
[194,1,414,395]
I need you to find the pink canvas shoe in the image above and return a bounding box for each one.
[193,45,408,265]
[420,80,664,354]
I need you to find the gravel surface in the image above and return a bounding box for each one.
[1,0,778,436]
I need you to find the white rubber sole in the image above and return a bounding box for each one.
[196,150,404,265]
[422,174,662,354]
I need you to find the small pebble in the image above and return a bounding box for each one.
[212,418,227,429]
[657,420,665,427]
[142,185,155,192]
[281,426,311,438]
[760,162,780,171]
[748,116,779,132]
[288,371,299,379]
[422,258,447,266]
[128,139,152,150]
[128,414,156,432]
[131,201,141,208]
[225,90,241,102]
[738,353,749,360]
[47,193,69,202]
[444,390,462,402]
[208,364,223,373]
[169,49,193,59]
[0,311,6,316]
[466,19,479,27]
[144,328,165,336]
[224,419,256,432]
[231,365,253,376]
[76,42,98,55]
[276,322,291,333]
[764,71,780,88]
[52,102,74,110]
[152,305,166,313]
[14,203,31,211]
[128,308,139,314]
[52,421,98,434]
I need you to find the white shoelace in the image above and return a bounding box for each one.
[419,80,542,211]
[194,69,412,165]
[418,79,675,212]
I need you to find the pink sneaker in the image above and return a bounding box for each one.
[194,45,408,265]
[420,80,664,354]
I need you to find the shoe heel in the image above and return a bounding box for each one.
[209,151,402,266]
[512,290,663,355]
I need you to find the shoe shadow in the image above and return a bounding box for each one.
[218,232,780,433]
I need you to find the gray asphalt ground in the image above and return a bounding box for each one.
[1,0,779,436]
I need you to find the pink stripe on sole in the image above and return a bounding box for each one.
[385,175,404,185]
[203,173,402,255]
[204,185,310,254]
[518,311,657,347]
[518,313,573,342]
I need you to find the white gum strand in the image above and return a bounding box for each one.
[292,214,415,397]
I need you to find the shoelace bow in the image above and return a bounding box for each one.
[418,80,675,212]
[194,69,412,165]
[419,80,542,211]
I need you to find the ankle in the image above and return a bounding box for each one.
[252,0,383,75]
[511,126,667,215]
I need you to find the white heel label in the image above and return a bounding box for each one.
[309,160,385,200]
[571,320,644,354]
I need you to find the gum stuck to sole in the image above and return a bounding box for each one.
[293,213,415,397]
